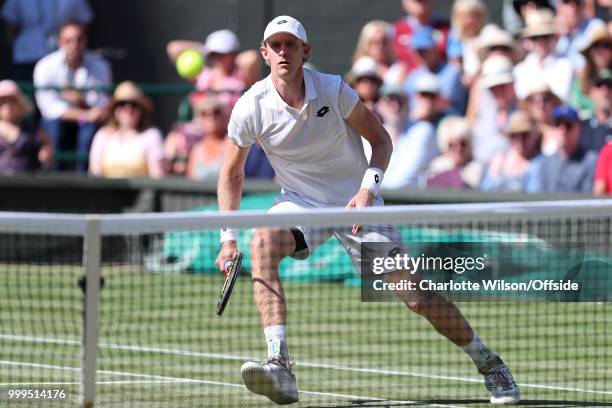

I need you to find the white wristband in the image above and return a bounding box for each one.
[220,228,238,243]
[360,167,384,195]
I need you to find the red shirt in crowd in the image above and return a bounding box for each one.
[595,143,612,194]
[391,16,450,73]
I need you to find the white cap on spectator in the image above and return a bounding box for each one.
[263,15,308,44]
[414,72,441,94]
[480,55,514,89]
[346,56,382,85]
[204,29,240,55]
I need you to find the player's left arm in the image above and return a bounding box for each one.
[346,101,393,172]
[345,101,393,212]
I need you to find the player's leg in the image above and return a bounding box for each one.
[337,226,520,405]
[241,201,331,405]
[250,227,298,356]
[383,270,519,404]
[241,227,299,405]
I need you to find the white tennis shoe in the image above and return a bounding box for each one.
[481,357,520,405]
[241,355,298,405]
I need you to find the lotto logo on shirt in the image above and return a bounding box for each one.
[316,106,330,117]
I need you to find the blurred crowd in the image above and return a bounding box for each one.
[1,0,611,195]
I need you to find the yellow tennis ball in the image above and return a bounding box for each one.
[176,50,204,79]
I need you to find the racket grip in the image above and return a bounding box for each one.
[224,260,233,272]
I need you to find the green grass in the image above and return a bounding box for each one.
[1,264,611,407]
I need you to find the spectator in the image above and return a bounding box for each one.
[465,26,523,124]
[346,56,383,112]
[165,93,273,180]
[472,55,516,164]
[33,21,112,172]
[571,27,612,116]
[514,9,574,101]
[383,73,441,189]
[502,0,554,36]
[520,81,562,156]
[404,26,467,115]
[185,96,228,182]
[476,26,524,66]
[580,69,612,151]
[531,105,598,193]
[352,20,407,85]
[167,29,245,112]
[555,0,605,70]
[481,110,543,192]
[425,115,483,189]
[88,81,163,179]
[377,83,411,144]
[593,139,612,195]
[0,80,52,174]
[391,0,450,72]
[235,50,263,88]
[448,0,489,83]
[1,0,93,81]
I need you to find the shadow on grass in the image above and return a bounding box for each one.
[304,398,612,407]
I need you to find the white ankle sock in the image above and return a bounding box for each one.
[264,325,289,360]
[462,335,495,370]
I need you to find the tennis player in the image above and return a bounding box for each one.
[216,15,520,405]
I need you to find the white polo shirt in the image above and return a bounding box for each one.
[33,49,112,120]
[229,68,369,207]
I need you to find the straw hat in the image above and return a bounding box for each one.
[579,27,612,55]
[111,81,153,114]
[521,80,561,105]
[192,94,224,114]
[0,80,33,114]
[477,27,523,62]
[521,9,557,38]
[503,110,537,136]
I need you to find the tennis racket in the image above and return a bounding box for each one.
[216,252,242,315]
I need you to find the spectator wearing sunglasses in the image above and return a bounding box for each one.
[520,81,562,156]
[471,55,516,164]
[514,9,574,101]
[481,110,542,192]
[382,73,441,189]
[88,81,163,179]
[502,0,554,36]
[555,0,605,70]
[185,96,228,182]
[425,115,483,189]
[0,80,53,174]
[530,105,597,193]
[404,26,467,115]
[571,27,612,116]
[580,69,612,152]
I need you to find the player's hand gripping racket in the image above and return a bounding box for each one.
[216,252,242,315]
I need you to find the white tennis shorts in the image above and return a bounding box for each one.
[268,200,403,274]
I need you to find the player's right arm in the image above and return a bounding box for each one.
[215,140,251,272]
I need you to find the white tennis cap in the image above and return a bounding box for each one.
[263,15,308,43]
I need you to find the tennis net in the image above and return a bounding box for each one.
[0,200,611,407]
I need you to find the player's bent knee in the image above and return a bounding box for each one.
[250,228,295,261]
[405,292,447,316]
